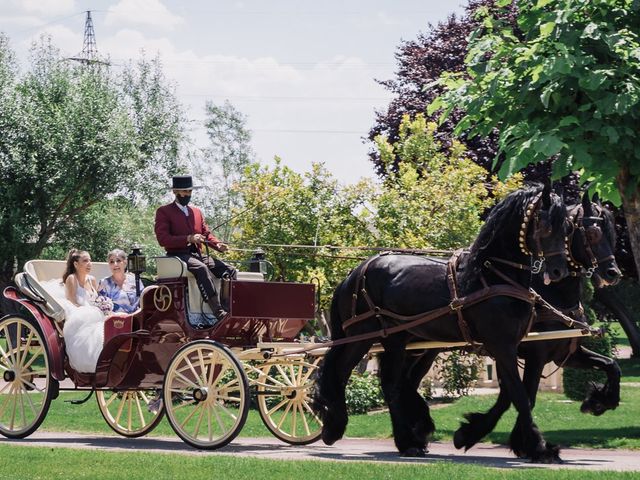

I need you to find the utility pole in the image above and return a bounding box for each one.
[68,11,109,66]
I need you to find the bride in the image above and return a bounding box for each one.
[59,249,111,373]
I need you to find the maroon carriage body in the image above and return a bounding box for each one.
[93,277,316,389]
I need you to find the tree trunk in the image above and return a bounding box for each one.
[594,288,640,358]
[617,165,640,280]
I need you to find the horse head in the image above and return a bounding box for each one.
[567,192,621,287]
[466,181,569,288]
[520,180,569,284]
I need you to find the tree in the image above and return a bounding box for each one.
[231,116,520,319]
[433,0,640,278]
[0,36,186,292]
[230,159,375,316]
[373,114,521,250]
[367,0,514,177]
[193,100,253,241]
[119,54,187,202]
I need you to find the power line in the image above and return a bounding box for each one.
[182,94,389,102]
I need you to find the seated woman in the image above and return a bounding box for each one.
[98,249,143,313]
[61,249,109,373]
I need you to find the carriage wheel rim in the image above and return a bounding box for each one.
[96,389,164,437]
[0,316,51,438]
[163,341,248,449]
[256,357,322,444]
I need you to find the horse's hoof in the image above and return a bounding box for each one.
[453,426,472,451]
[321,429,339,446]
[321,434,337,446]
[401,447,427,457]
[528,443,562,464]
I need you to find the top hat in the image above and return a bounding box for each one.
[171,175,202,190]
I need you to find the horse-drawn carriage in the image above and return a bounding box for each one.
[0,184,623,462]
[1,255,324,449]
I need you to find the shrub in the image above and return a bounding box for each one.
[345,372,385,415]
[435,350,482,398]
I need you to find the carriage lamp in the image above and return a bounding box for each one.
[249,248,269,277]
[127,245,147,297]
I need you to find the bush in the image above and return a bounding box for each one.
[345,372,385,415]
[563,331,613,401]
[435,350,482,398]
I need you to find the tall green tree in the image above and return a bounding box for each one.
[432,0,640,277]
[374,114,520,250]
[230,159,375,314]
[0,35,186,288]
[193,100,253,241]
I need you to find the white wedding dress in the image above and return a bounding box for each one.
[42,279,105,373]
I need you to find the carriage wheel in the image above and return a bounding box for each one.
[96,389,164,438]
[163,340,249,449]
[0,315,54,438]
[256,356,323,445]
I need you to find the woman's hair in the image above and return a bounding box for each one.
[63,249,89,283]
[107,248,127,264]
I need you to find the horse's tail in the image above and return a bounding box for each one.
[328,279,346,340]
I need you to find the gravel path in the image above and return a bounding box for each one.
[2,432,639,471]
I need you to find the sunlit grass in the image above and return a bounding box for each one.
[0,444,636,480]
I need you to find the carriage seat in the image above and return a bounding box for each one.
[155,256,264,315]
[17,260,117,323]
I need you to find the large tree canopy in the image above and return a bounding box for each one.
[432,0,640,277]
[367,0,513,176]
[0,35,186,281]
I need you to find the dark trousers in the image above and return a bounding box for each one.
[174,253,236,310]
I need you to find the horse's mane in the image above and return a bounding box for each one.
[460,183,565,289]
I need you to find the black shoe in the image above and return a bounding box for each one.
[214,309,228,322]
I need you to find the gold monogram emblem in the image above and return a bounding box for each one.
[153,285,172,312]
[113,318,125,329]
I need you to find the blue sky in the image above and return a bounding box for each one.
[0,0,466,184]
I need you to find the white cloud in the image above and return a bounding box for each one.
[5,0,76,17]
[105,0,184,30]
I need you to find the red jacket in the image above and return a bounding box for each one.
[154,202,222,254]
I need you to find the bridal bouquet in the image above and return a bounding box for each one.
[92,295,114,315]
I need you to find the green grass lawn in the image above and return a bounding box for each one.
[2,362,639,478]
[0,444,636,480]
[609,322,631,349]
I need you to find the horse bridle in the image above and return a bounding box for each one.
[565,203,615,278]
[489,192,566,275]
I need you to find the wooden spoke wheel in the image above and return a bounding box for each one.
[163,340,249,450]
[96,389,164,438]
[0,315,54,438]
[256,356,322,445]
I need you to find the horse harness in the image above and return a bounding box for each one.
[339,192,588,346]
[278,194,597,356]
[566,203,615,279]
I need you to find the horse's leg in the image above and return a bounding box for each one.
[453,382,510,451]
[379,348,437,457]
[404,349,438,452]
[314,341,373,445]
[493,349,559,463]
[509,351,550,458]
[563,346,621,416]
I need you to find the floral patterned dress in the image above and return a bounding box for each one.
[98,274,143,314]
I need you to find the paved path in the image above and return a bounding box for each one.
[2,432,639,471]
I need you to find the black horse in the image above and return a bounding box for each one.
[313,183,570,462]
[452,192,622,459]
